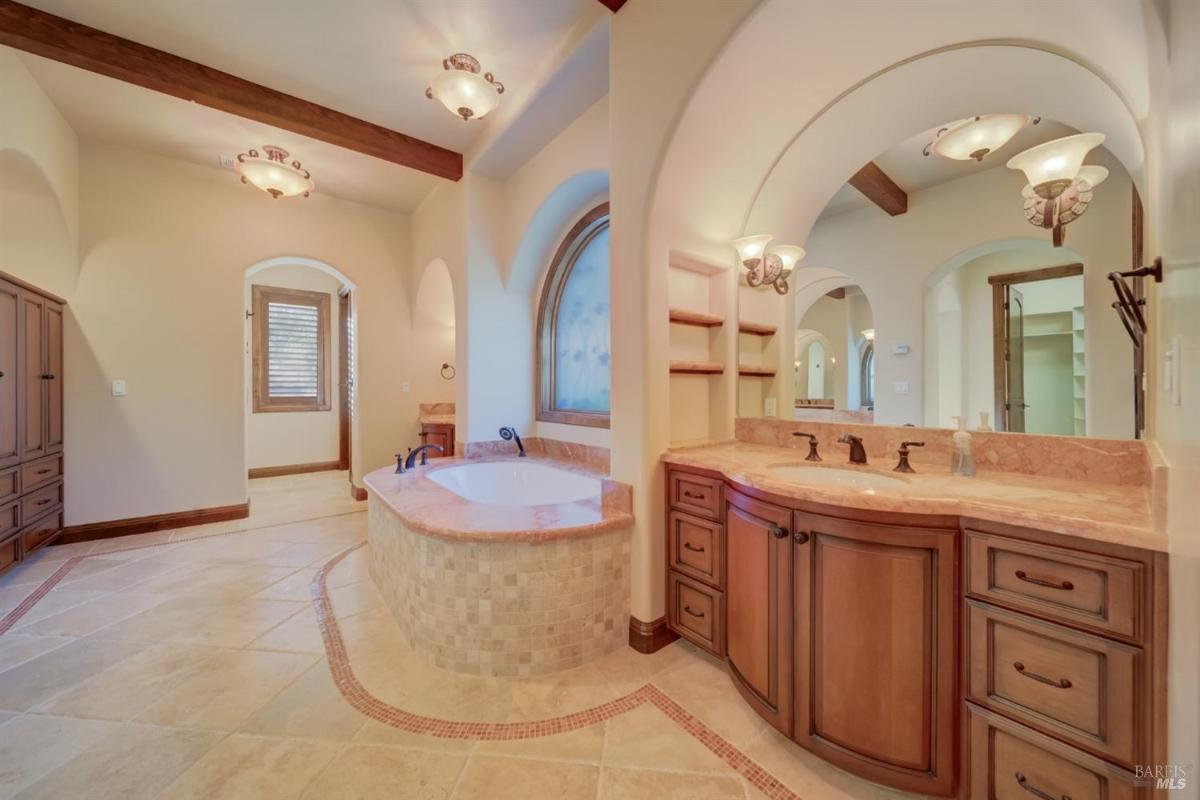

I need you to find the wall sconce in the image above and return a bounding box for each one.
[1007,133,1105,247]
[732,236,806,294]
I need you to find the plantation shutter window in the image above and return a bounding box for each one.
[252,285,330,412]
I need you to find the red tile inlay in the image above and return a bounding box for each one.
[0,556,82,636]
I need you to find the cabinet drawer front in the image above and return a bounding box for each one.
[968,705,1141,800]
[0,500,19,539]
[0,532,19,572]
[966,530,1142,640]
[669,511,723,587]
[0,467,17,505]
[669,470,723,520]
[21,480,62,521]
[21,510,62,554]
[668,571,723,655]
[20,454,62,492]
[968,601,1140,765]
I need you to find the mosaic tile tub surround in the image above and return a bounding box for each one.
[368,493,632,676]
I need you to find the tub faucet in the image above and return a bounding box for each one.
[499,426,526,457]
[837,433,868,465]
[405,443,444,470]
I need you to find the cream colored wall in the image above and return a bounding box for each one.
[244,263,343,470]
[65,140,412,525]
[411,259,457,434]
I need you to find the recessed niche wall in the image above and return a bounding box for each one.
[667,254,736,445]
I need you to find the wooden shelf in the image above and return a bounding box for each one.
[738,321,777,336]
[738,365,777,377]
[669,308,725,328]
[670,360,725,375]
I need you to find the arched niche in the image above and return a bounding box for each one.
[507,169,609,296]
[0,149,78,297]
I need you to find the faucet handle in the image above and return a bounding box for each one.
[395,452,406,474]
[900,441,925,450]
[793,432,821,462]
[894,441,924,474]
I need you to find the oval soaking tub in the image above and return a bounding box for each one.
[427,461,602,506]
[364,457,633,677]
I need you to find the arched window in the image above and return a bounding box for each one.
[535,203,610,427]
[860,342,876,409]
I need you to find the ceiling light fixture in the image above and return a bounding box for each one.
[733,236,806,295]
[923,115,1037,162]
[862,328,876,342]
[1007,133,1106,246]
[235,145,313,199]
[426,53,504,121]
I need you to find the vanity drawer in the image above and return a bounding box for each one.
[21,480,62,522]
[669,511,723,588]
[0,467,17,505]
[21,510,62,555]
[0,500,19,539]
[0,532,20,572]
[967,601,1140,766]
[21,454,63,492]
[966,530,1143,640]
[669,571,724,655]
[669,470,723,521]
[968,705,1142,800]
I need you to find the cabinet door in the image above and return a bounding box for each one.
[793,512,958,797]
[725,489,793,735]
[0,280,20,468]
[44,301,64,454]
[20,292,46,461]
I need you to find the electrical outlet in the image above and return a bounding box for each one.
[218,154,236,170]
[112,380,127,397]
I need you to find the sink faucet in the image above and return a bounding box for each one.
[837,433,868,465]
[499,426,526,457]
[791,432,822,462]
[404,443,444,470]
[893,441,924,473]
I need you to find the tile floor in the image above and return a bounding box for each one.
[0,471,917,799]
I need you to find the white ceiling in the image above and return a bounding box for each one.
[817,117,1078,221]
[15,0,600,211]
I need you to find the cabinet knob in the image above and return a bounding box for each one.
[793,531,810,544]
[769,524,787,539]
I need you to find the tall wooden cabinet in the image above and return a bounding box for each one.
[0,273,66,577]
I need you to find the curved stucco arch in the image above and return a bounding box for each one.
[507,169,609,296]
[0,149,78,297]
[244,255,357,290]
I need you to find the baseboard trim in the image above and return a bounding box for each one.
[628,615,678,654]
[248,461,341,479]
[60,501,251,544]
[350,485,367,501]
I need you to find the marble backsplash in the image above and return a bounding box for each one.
[465,437,610,472]
[734,417,1156,488]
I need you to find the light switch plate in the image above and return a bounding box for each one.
[893,344,910,355]
[112,380,127,397]
[401,382,411,393]
[764,397,777,417]
[893,380,910,395]
[1165,336,1182,406]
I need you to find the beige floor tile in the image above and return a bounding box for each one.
[13,590,170,637]
[256,540,354,568]
[96,595,308,647]
[0,556,75,589]
[252,568,319,602]
[13,722,221,800]
[507,663,625,721]
[247,606,327,654]
[135,648,318,731]
[741,725,907,800]
[452,754,599,800]
[0,636,147,711]
[0,715,115,796]
[0,633,74,673]
[4,588,111,628]
[157,733,340,800]
[653,649,768,748]
[300,743,467,800]
[352,720,477,753]
[84,529,175,555]
[239,662,366,739]
[34,643,222,721]
[603,704,735,776]
[477,721,607,763]
[327,578,383,619]
[598,767,747,799]
[61,555,195,592]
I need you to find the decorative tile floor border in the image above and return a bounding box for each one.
[2,526,801,800]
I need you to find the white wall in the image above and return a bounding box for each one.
[244,263,343,470]
[411,259,457,424]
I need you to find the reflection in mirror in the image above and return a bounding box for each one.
[792,286,874,423]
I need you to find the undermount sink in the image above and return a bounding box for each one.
[767,464,909,492]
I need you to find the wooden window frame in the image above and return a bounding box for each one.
[252,284,331,413]
[535,202,611,428]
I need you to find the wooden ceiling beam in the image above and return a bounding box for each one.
[596,0,629,11]
[0,1,463,180]
[848,162,907,216]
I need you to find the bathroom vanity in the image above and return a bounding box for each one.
[662,437,1167,798]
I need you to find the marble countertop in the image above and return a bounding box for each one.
[364,456,633,543]
[418,414,456,426]
[664,441,1167,552]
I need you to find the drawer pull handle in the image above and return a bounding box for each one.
[1014,661,1072,689]
[682,542,705,553]
[682,605,705,619]
[35,468,52,475]
[1015,772,1071,800]
[1015,570,1074,591]
[682,490,705,500]
[36,498,51,506]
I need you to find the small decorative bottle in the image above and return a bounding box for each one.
[950,416,977,477]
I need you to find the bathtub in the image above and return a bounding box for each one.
[427,461,602,506]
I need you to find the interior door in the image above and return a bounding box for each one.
[20,291,46,461]
[0,280,20,468]
[1005,284,1027,432]
[725,489,793,735]
[793,511,958,796]
[44,301,64,454]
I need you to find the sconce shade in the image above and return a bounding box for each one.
[733,234,773,264]
[933,114,1030,161]
[1076,165,1109,189]
[769,245,806,272]
[1007,133,1105,198]
[862,328,876,341]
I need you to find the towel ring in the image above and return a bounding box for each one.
[440,363,456,380]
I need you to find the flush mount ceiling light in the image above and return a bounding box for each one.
[426,53,504,121]
[1008,133,1106,246]
[923,114,1036,162]
[235,145,313,199]
[732,236,805,295]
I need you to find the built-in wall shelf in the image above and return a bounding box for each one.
[669,308,725,328]
[738,321,777,336]
[670,360,725,375]
[738,365,777,377]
